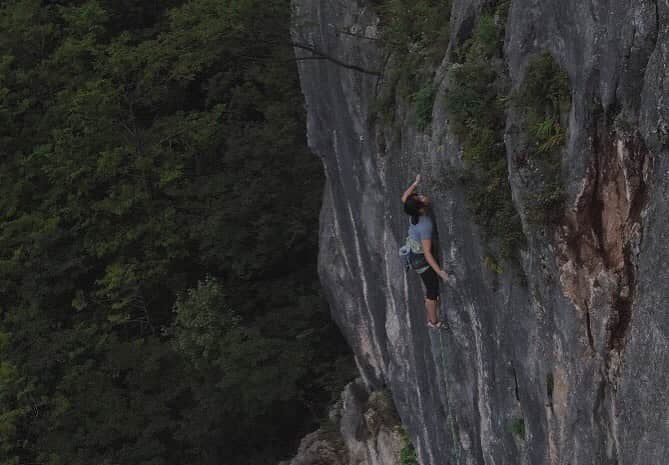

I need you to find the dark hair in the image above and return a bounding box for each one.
[404,194,425,225]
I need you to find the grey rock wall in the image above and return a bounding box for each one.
[282,380,404,465]
[292,1,669,464]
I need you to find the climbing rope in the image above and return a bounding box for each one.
[438,327,461,465]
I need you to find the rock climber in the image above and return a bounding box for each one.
[401,174,450,329]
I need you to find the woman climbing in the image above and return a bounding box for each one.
[401,174,450,329]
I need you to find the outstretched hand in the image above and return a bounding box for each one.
[402,175,422,203]
[438,270,449,282]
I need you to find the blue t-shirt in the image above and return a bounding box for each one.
[409,215,433,245]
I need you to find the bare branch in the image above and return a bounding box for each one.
[290,41,381,76]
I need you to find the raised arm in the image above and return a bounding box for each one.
[401,174,421,203]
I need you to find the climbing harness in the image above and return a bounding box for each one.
[398,236,430,273]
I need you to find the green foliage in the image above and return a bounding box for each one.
[366,389,401,428]
[378,0,451,52]
[483,254,503,274]
[444,8,525,267]
[513,52,571,228]
[399,430,420,465]
[169,279,350,463]
[413,83,438,131]
[476,12,505,57]
[507,417,525,439]
[514,53,570,120]
[0,0,354,464]
[375,0,450,123]
[171,277,240,366]
[319,414,346,451]
[524,179,567,227]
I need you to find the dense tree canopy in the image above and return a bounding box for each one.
[0,1,353,464]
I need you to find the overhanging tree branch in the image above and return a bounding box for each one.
[290,41,381,76]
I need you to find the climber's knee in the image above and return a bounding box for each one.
[425,288,439,301]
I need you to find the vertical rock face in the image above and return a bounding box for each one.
[292,0,669,464]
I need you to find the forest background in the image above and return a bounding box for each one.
[0,0,355,464]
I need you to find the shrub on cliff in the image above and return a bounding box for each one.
[375,0,450,126]
[413,82,438,131]
[444,6,525,266]
[512,52,571,228]
[399,430,420,465]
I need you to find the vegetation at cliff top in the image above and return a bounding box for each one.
[0,0,354,464]
[375,0,451,129]
[442,4,571,270]
[445,5,526,267]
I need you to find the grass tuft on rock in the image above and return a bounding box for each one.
[444,4,525,267]
[413,82,438,131]
[399,430,420,465]
[512,52,571,228]
[507,417,525,439]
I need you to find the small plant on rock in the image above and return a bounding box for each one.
[399,430,420,465]
[512,52,571,229]
[413,82,438,131]
[507,417,525,439]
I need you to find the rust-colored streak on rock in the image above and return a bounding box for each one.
[557,115,649,358]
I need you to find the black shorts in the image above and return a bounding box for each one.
[419,267,439,300]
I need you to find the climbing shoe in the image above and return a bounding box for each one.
[428,321,445,330]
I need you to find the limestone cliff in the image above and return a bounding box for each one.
[282,380,405,465]
[291,1,669,464]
